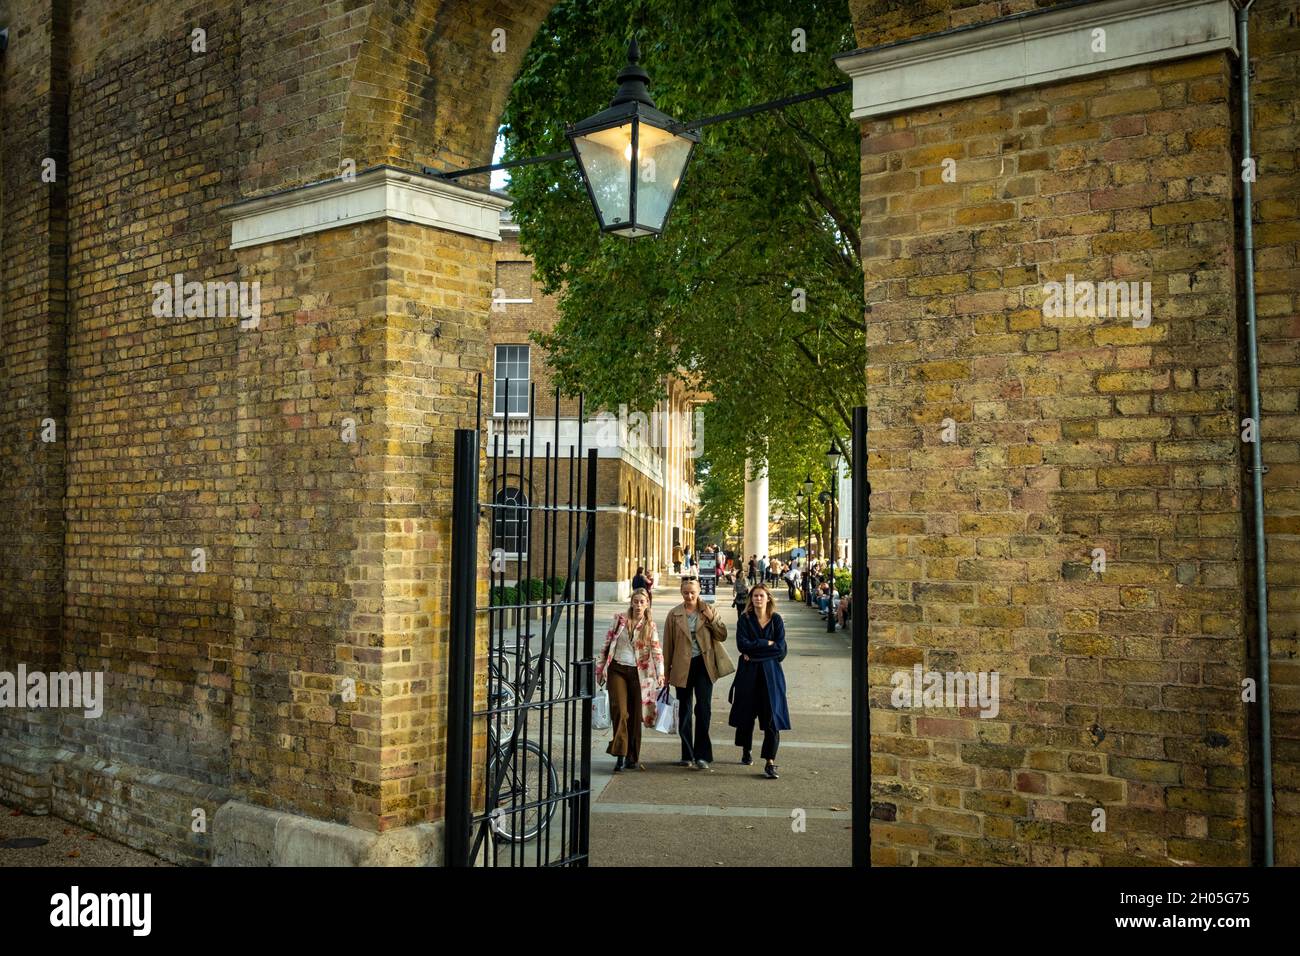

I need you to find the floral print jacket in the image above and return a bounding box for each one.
[596,612,664,727]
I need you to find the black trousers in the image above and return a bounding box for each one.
[676,655,713,762]
[735,667,780,761]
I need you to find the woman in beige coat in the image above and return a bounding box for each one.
[662,576,732,770]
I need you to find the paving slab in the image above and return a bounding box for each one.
[596,731,850,810]
[590,811,852,868]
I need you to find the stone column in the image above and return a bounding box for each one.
[839,0,1248,866]
[215,167,509,864]
[743,458,769,564]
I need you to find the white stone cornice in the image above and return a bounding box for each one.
[835,0,1236,120]
[222,166,512,249]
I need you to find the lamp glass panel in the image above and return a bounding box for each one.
[573,123,633,228]
[633,121,693,231]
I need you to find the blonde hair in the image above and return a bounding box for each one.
[626,587,652,627]
[744,583,776,623]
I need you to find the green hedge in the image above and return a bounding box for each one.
[492,578,570,606]
[490,585,519,607]
[834,568,853,596]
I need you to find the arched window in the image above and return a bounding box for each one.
[494,486,528,556]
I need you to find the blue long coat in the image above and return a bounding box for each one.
[727,611,792,732]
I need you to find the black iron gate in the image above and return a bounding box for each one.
[446,380,597,867]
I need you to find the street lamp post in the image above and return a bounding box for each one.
[795,490,804,570]
[802,473,815,606]
[825,440,842,633]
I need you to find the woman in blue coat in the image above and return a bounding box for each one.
[728,583,791,779]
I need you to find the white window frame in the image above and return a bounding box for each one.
[493,344,530,418]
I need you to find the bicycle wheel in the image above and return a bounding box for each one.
[489,739,558,844]
[487,662,517,738]
[538,656,567,699]
[499,650,567,701]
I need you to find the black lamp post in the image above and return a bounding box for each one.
[566,39,699,238]
[802,473,815,605]
[825,440,842,633]
[795,490,804,570]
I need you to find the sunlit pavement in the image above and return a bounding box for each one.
[588,575,852,867]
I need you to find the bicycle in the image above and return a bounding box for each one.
[485,711,558,844]
[482,641,568,844]
[487,652,566,738]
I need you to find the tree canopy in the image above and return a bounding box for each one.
[500,0,864,539]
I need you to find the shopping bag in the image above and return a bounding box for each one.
[653,687,677,734]
[793,587,803,602]
[591,687,611,730]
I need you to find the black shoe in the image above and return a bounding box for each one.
[613,756,624,772]
[676,759,692,767]
[765,762,779,779]
[741,751,753,766]
[624,761,638,770]
[695,760,710,770]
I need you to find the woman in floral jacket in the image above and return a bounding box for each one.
[596,588,664,771]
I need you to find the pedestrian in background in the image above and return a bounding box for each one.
[596,588,664,772]
[632,566,649,593]
[729,583,790,779]
[663,576,732,770]
[732,572,749,612]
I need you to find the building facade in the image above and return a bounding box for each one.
[490,211,700,600]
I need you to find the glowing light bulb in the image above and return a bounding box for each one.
[623,142,633,163]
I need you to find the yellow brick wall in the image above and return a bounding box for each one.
[861,53,1251,865]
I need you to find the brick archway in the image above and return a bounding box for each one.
[240,0,926,198]
[2,0,1295,868]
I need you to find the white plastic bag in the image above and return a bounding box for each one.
[592,687,611,730]
[653,686,677,734]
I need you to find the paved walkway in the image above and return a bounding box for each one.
[588,576,852,867]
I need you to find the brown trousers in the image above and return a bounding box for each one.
[606,661,642,764]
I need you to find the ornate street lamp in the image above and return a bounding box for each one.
[826,439,842,474]
[566,39,699,238]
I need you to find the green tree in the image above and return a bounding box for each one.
[501,0,864,531]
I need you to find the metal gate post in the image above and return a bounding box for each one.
[445,427,479,867]
[851,406,870,868]
[577,447,598,863]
